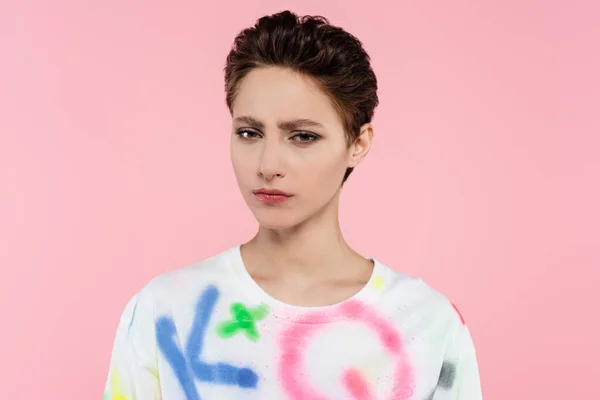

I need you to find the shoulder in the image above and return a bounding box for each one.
[373,259,467,329]
[126,246,238,313]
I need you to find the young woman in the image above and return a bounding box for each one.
[103,10,482,400]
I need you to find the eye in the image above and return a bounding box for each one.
[235,128,261,139]
[291,132,320,143]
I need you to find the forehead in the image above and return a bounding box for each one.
[231,66,342,127]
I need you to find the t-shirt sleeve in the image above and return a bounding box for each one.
[452,324,483,399]
[103,291,161,399]
[430,307,483,400]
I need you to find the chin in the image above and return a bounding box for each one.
[252,209,306,231]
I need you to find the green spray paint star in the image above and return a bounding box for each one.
[217,302,269,342]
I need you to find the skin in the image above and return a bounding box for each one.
[230,66,375,307]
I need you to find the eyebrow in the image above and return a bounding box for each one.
[233,116,324,131]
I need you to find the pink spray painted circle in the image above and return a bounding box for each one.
[278,301,415,400]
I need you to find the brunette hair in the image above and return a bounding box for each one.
[224,10,379,183]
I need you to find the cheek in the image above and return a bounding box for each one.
[231,146,255,176]
[295,147,347,185]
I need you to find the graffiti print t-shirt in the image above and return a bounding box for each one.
[103,246,482,399]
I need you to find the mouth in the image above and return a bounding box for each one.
[252,188,293,204]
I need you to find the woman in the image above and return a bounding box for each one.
[103,10,482,400]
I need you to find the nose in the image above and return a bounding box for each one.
[258,140,285,181]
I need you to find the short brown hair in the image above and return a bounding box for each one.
[224,10,379,183]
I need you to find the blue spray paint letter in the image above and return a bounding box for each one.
[156,285,259,399]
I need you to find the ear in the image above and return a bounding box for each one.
[348,123,374,168]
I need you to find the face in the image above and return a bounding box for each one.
[230,66,372,230]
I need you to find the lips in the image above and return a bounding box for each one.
[252,188,293,204]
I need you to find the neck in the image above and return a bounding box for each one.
[242,196,360,280]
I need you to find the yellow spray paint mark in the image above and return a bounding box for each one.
[148,365,159,378]
[110,368,129,400]
[356,353,394,391]
[371,276,384,290]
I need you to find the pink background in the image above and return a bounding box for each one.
[1,1,599,398]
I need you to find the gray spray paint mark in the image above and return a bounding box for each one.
[437,361,457,389]
[425,361,457,399]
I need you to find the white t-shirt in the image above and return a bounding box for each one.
[103,246,482,399]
